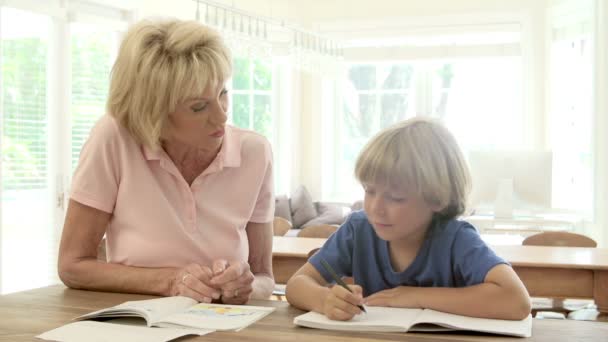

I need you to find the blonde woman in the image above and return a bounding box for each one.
[286,118,530,320]
[58,18,274,304]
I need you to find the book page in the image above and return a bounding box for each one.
[77,296,197,325]
[37,319,212,342]
[293,306,421,332]
[154,303,275,331]
[412,309,532,337]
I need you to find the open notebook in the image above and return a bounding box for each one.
[294,306,532,338]
[76,296,275,332]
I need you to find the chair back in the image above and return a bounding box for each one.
[273,217,292,236]
[297,224,338,238]
[307,247,320,259]
[522,231,597,248]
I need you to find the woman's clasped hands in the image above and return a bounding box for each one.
[172,260,255,304]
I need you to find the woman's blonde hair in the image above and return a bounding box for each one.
[355,117,471,219]
[107,18,232,148]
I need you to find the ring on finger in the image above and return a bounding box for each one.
[182,273,191,283]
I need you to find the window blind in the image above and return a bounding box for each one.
[70,23,114,171]
[1,7,53,294]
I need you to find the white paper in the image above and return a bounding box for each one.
[36,319,212,342]
[293,306,419,332]
[415,309,532,337]
[294,306,532,337]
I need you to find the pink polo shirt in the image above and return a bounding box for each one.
[70,115,274,268]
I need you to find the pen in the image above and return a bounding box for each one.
[320,258,367,313]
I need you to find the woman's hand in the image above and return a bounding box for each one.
[172,263,221,303]
[322,284,364,321]
[210,259,255,304]
[364,286,421,308]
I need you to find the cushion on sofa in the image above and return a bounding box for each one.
[274,195,292,222]
[301,202,351,228]
[290,185,317,228]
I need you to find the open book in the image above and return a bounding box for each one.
[294,306,532,338]
[76,296,275,332]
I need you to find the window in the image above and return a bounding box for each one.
[333,57,523,201]
[433,57,524,151]
[0,3,127,294]
[336,63,414,200]
[230,56,285,192]
[548,34,593,216]
[70,23,118,171]
[230,57,274,143]
[1,7,54,294]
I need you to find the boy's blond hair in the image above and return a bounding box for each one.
[355,117,471,219]
[106,18,232,148]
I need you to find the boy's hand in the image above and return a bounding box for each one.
[322,284,364,321]
[364,286,421,308]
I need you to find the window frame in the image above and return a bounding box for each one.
[0,0,134,294]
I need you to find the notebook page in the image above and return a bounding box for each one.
[413,309,532,337]
[155,303,275,331]
[293,306,422,332]
[78,296,197,324]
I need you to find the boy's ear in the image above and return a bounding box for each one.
[428,200,444,213]
[431,205,444,213]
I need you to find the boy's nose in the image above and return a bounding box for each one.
[371,198,386,216]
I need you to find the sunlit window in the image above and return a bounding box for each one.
[230,57,274,142]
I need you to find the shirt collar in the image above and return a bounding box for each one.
[142,125,241,169]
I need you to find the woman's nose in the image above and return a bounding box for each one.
[211,102,228,124]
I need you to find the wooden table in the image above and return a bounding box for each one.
[272,236,608,313]
[1,285,607,341]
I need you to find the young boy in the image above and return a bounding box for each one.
[286,118,531,321]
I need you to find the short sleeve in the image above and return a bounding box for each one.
[308,219,355,283]
[249,138,274,223]
[451,224,508,286]
[69,116,120,213]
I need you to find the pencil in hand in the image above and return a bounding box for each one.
[320,258,367,313]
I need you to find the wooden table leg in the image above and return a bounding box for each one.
[594,270,608,313]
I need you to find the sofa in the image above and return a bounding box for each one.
[274,185,362,237]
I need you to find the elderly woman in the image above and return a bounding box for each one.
[58,18,274,304]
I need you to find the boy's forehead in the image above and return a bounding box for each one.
[365,181,410,193]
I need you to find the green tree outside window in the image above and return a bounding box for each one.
[230,57,273,141]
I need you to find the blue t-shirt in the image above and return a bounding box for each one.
[309,211,507,297]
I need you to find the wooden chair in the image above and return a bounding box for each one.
[307,248,320,259]
[522,231,597,248]
[269,217,293,301]
[523,231,597,318]
[297,224,338,238]
[273,217,292,236]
